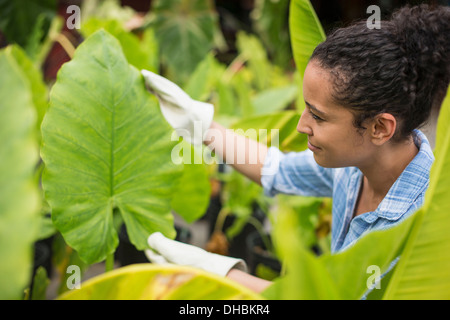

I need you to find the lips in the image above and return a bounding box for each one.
[308,140,321,152]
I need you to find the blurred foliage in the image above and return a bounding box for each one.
[0,47,41,300]
[0,0,57,54]
[146,0,226,84]
[251,0,292,70]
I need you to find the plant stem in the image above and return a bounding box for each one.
[55,33,75,59]
[214,207,231,233]
[247,216,273,254]
[105,253,114,272]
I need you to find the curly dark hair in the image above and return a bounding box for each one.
[310,4,450,142]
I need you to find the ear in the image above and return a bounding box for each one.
[369,113,397,145]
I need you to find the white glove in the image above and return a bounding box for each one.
[141,69,214,146]
[145,232,247,277]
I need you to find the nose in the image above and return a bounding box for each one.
[297,109,312,135]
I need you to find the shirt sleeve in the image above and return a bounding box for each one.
[261,146,335,198]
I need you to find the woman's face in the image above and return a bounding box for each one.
[297,61,375,168]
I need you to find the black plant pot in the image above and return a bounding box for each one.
[27,238,53,298]
[116,224,192,266]
[246,231,281,278]
[32,237,53,277]
[208,204,266,261]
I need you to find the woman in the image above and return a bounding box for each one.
[143,4,450,293]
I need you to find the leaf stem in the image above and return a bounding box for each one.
[105,253,114,272]
[214,207,231,233]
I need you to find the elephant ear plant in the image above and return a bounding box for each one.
[41,29,184,267]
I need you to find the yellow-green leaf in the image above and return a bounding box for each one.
[58,264,263,300]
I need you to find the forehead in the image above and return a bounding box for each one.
[303,61,351,120]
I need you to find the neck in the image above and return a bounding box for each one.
[359,136,419,200]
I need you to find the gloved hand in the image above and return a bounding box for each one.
[145,232,247,277]
[141,69,214,146]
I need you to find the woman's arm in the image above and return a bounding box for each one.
[226,269,272,293]
[203,121,269,186]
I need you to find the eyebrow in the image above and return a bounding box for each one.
[305,100,328,118]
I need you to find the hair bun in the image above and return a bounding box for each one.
[392,5,449,62]
[391,4,450,111]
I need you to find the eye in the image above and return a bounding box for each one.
[309,109,323,122]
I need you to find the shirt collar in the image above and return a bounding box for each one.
[373,130,434,221]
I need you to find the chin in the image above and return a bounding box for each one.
[313,154,346,169]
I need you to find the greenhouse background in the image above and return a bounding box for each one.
[1,0,449,301]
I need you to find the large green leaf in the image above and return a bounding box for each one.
[41,30,183,265]
[170,141,211,223]
[383,87,450,299]
[320,213,415,299]
[434,88,450,154]
[81,18,159,73]
[82,20,211,227]
[267,200,340,299]
[58,264,263,300]
[0,51,40,299]
[289,0,326,78]
[251,85,299,115]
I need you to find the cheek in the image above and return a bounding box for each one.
[313,138,357,168]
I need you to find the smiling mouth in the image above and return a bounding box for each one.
[308,141,321,151]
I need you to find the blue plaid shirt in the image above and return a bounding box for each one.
[261,129,434,253]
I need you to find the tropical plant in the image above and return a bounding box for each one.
[251,0,292,69]
[0,47,41,300]
[146,0,226,85]
[0,0,57,59]
[58,264,261,300]
[40,29,212,269]
[288,0,326,79]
